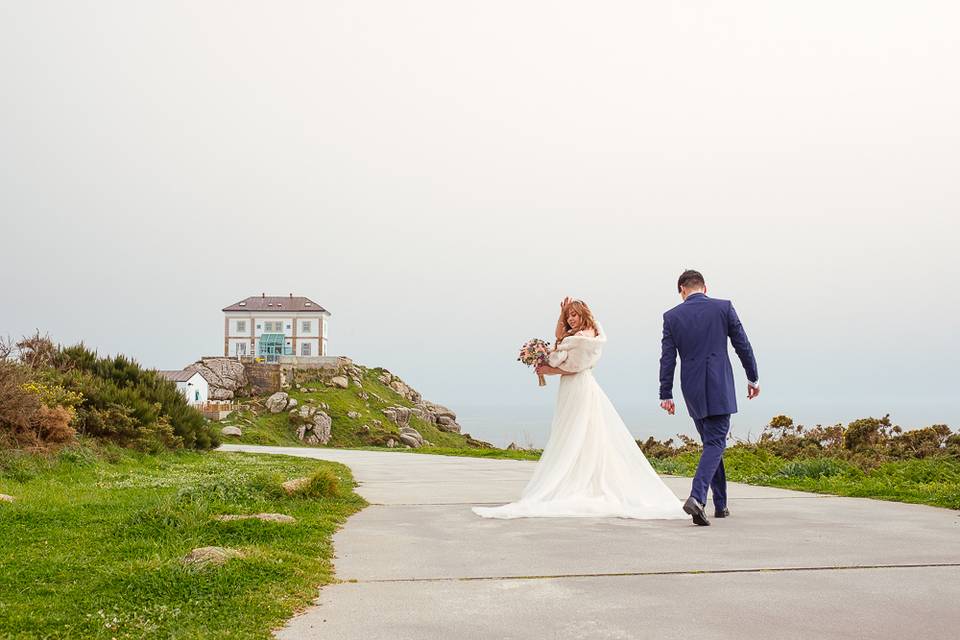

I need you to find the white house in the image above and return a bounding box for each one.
[159,369,209,405]
[222,294,331,361]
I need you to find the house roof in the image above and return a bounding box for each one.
[159,369,202,383]
[222,295,329,313]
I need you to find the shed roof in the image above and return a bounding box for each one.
[159,369,202,383]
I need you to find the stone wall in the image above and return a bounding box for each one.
[246,362,281,395]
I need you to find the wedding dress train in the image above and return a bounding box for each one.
[472,327,687,520]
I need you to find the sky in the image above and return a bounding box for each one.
[2,2,958,446]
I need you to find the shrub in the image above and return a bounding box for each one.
[33,405,77,443]
[0,360,42,446]
[133,416,184,454]
[887,424,952,460]
[52,344,217,450]
[3,336,218,451]
[637,434,701,459]
[843,415,894,452]
[291,468,342,499]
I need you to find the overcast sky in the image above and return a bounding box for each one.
[3,2,958,445]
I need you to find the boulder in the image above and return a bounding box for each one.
[182,546,242,568]
[287,398,298,409]
[185,358,248,400]
[399,425,424,447]
[347,411,361,419]
[436,416,461,433]
[214,513,296,524]
[386,438,397,448]
[399,433,421,448]
[220,426,242,437]
[425,402,457,420]
[383,406,413,428]
[0,494,14,503]
[311,411,333,444]
[282,477,311,494]
[266,392,290,413]
[330,376,349,389]
[294,409,333,446]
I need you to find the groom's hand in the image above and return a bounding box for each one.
[747,385,760,400]
[660,400,675,415]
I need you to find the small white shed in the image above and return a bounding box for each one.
[159,369,209,406]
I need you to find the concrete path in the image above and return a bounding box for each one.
[219,444,960,639]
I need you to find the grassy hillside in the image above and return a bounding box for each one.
[220,365,491,450]
[0,441,365,639]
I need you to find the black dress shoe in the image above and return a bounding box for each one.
[714,507,730,518]
[682,497,711,526]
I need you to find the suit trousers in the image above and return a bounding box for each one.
[691,414,730,509]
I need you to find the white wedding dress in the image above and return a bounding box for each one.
[473,326,687,520]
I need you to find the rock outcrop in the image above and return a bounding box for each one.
[185,358,248,400]
[266,392,291,413]
[181,546,242,568]
[220,426,242,437]
[398,426,425,448]
[214,513,296,524]
[282,477,310,494]
[290,405,332,445]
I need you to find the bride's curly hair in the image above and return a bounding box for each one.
[558,300,599,345]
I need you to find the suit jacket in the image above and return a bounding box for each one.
[659,293,758,419]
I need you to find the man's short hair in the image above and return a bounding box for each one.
[677,269,705,293]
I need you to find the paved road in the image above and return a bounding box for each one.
[219,444,960,640]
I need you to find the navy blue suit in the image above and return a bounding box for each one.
[659,293,758,509]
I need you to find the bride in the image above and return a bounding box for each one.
[472,298,687,520]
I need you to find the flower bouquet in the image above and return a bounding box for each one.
[518,338,552,387]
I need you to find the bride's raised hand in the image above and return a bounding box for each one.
[556,297,572,341]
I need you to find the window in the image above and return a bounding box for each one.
[238,343,247,356]
[322,320,328,338]
[236,320,246,333]
[263,321,283,332]
[194,389,200,402]
[301,320,311,333]
[301,342,312,356]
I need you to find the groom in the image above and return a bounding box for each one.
[659,270,759,526]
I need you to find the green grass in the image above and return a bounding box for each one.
[646,447,960,510]
[0,442,366,640]
[223,367,485,450]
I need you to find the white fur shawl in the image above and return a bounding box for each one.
[547,325,606,373]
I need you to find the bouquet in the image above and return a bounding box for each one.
[518,338,552,387]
